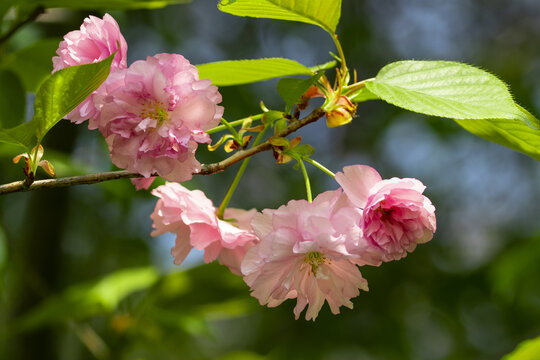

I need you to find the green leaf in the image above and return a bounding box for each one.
[22,0,190,10]
[348,86,379,103]
[454,106,540,161]
[0,121,38,149]
[197,58,313,86]
[277,72,323,113]
[503,336,540,360]
[366,60,525,121]
[33,53,114,141]
[0,69,25,128]
[218,0,341,34]
[292,144,314,157]
[2,39,60,92]
[18,267,160,330]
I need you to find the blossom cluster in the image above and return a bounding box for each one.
[55,14,436,320]
[151,165,436,320]
[53,14,223,188]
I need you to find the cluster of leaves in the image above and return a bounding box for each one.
[1,0,539,179]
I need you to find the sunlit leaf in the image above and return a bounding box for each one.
[503,336,540,360]
[218,0,342,34]
[366,60,526,121]
[33,53,114,141]
[1,39,60,92]
[454,106,540,161]
[0,69,26,128]
[197,58,313,86]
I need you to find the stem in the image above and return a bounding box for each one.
[332,34,348,80]
[342,77,374,94]
[309,60,338,73]
[303,158,335,178]
[216,125,268,218]
[0,108,326,196]
[297,158,312,203]
[217,118,239,139]
[206,114,264,135]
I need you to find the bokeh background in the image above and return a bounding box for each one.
[1,1,540,359]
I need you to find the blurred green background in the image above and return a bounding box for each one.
[1,1,540,359]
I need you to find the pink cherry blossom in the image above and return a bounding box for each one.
[335,165,436,262]
[53,13,128,126]
[94,53,223,185]
[242,190,368,321]
[150,182,258,275]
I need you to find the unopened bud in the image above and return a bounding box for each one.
[326,96,356,128]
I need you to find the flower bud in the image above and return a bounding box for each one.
[326,95,356,128]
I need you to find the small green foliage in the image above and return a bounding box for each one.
[33,53,114,142]
[218,0,341,34]
[277,72,324,113]
[0,121,38,150]
[454,107,540,161]
[0,55,114,151]
[366,60,525,121]
[291,144,315,158]
[196,58,314,86]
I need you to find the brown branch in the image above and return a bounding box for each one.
[0,108,326,195]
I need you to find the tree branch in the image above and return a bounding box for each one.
[0,108,326,195]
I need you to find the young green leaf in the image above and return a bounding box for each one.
[454,106,540,161]
[366,61,525,121]
[218,0,341,35]
[0,122,38,150]
[0,69,25,128]
[277,72,323,113]
[32,54,114,141]
[196,58,313,86]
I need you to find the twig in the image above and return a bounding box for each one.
[0,108,326,195]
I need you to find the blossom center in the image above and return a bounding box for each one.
[141,101,168,123]
[303,251,327,275]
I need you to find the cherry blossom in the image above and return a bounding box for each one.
[94,53,223,186]
[150,182,258,275]
[242,190,368,321]
[335,165,436,262]
[52,13,128,126]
